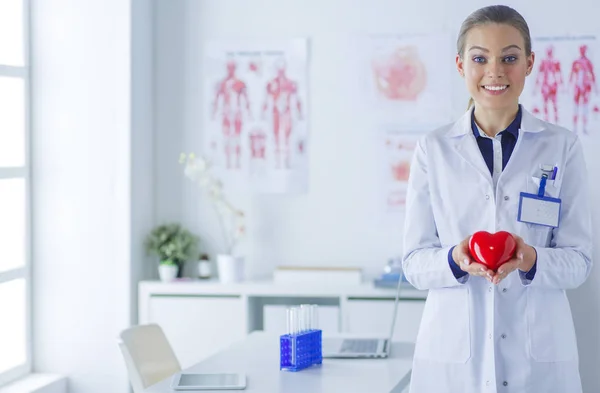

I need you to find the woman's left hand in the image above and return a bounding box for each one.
[491,234,537,285]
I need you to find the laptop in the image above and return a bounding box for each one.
[322,274,404,359]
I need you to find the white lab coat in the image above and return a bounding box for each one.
[402,106,592,393]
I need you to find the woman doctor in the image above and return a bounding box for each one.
[402,5,592,393]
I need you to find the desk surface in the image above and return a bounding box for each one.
[145,331,414,393]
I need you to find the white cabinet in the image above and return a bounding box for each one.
[147,295,246,368]
[345,299,424,343]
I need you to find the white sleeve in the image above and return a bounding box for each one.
[401,137,468,290]
[520,136,593,289]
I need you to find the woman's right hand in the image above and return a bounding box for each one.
[452,235,494,281]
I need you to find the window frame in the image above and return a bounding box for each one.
[0,0,32,387]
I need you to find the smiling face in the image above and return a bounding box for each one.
[456,23,534,112]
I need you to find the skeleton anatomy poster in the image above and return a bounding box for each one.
[203,39,309,194]
[362,33,454,126]
[521,35,599,135]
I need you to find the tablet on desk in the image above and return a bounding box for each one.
[170,373,247,390]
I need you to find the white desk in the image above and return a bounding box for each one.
[144,331,414,393]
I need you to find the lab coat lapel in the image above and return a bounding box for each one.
[500,107,546,177]
[447,107,493,185]
[519,107,546,133]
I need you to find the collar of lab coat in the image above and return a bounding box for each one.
[446,104,546,138]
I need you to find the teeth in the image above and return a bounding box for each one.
[484,85,508,91]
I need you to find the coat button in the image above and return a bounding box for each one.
[501,334,507,339]
[504,196,510,201]
[503,381,508,386]
[485,194,490,200]
[488,287,492,292]
[502,288,507,292]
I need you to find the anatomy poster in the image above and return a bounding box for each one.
[203,39,309,194]
[362,33,454,126]
[378,128,421,215]
[521,35,600,136]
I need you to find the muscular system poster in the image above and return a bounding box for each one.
[203,39,309,194]
[521,35,599,136]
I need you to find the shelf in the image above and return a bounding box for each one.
[139,279,427,300]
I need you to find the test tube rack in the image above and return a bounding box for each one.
[279,329,322,371]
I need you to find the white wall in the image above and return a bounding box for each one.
[154,0,600,392]
[153,0,462,282]
[31,0,153,392]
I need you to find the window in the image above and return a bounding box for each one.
[0,0,30,386]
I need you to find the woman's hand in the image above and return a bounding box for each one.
[491,234,537,285]
[452,235,495,281]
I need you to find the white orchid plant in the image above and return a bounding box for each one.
[179,153,246,255]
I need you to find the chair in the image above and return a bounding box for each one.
[118,323,182,393]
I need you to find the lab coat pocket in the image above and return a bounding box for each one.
[414,286,471,363]
[522,176,559,247]
[527,176,561,198]
[526,288,578,362]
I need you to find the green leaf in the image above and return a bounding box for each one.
[144,223,199,263]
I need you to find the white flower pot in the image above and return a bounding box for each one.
[159,264,178,282]
[217,254,244,284]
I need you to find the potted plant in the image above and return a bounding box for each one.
[144,223,199,281]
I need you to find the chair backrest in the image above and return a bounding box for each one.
[118,324,182,393]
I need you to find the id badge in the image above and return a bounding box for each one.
[518,174,561,228]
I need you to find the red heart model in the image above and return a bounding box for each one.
[468,231,517,271]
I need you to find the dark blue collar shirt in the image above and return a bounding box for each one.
[472,105,521,190]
